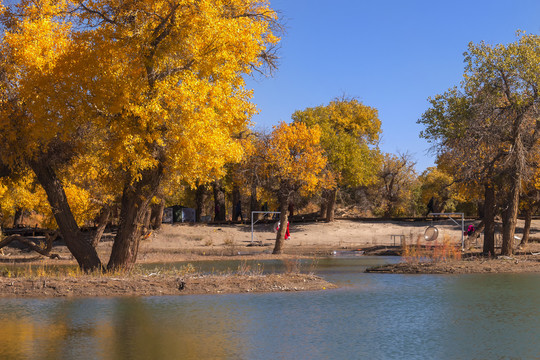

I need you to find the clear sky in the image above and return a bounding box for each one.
[245,0,540,172]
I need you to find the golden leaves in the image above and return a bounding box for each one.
[0,0,279,194]
[258,121,328,195]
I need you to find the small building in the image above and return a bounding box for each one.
[163,205,196,223]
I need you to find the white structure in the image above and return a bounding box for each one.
[428,212,465,249]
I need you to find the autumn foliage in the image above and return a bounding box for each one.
[255,122,327,253]
[0,0,280,270]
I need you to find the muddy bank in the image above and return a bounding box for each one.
[366,255,540,274]
[0,273,336,298]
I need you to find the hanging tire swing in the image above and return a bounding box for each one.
[424,226,439,241]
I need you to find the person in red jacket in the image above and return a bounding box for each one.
[276,221,291,240]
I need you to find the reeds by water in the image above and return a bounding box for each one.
[402,234,462,263]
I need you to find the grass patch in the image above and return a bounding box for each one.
[223,238,237,255]
[0,263,201,279]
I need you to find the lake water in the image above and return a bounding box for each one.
[1,257,540,359]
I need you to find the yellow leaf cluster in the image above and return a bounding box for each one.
[0,0,280,214]
[259,122,328,195]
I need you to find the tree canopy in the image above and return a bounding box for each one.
[419,32,540,255]
[292,97,381,220]
[0,0,280,270]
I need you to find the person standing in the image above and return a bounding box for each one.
[235,200,243,222]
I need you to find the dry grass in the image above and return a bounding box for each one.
[203,238,214,247]
[0,263,200,279]
[402,234,462,263]
[283,258,302,274]
[223,237,237,255]
[236,260,264,276]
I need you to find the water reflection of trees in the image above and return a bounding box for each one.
[0,298,248,359]
[0,316,68,359]
[100,298,247,359]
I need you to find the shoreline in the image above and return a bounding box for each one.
[2,220,540,297]
[0,272,336,298]
[365,255,540,274]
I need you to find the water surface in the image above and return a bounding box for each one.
[1,257,539,359]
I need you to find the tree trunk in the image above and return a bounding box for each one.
[13,207,24,227]
[30,160,102,271]
[142,208,152,236]
[470,220,485,239]
[0,232,59,258]
[232,185,241,221]
[273,192,289,254]
[107,165,163,271]
[325,188,337,222]
[319,191,328,219]
[483,184,496,256]
[213,180,226,221]
[520,208,533,247]
[91,206,111,248]
[150,199,165,229]
[501,175,521,256]
[195,184,206,222]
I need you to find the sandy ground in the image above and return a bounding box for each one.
[131,218,540,262]
[136,219,469,260]
[3,218,540,263]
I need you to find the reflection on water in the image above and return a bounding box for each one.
[2,258,540,359]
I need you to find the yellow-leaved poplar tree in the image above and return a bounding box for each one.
[256,122,328,254]
[0,0,280,270]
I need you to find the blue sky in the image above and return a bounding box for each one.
[245,0,540,171]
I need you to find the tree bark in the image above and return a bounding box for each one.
[273,191,289,254]
[195,184,206,222]
[150,199,165,229]
[91,206,110,248]
[107,165,163,271]
[319,191,328,219]
[520,208,533,247]
[13,207,24,227]
[213,180,226,221]
[0,232,59,258]
[325,188,337,222]
[30,160,102,271]
[232,185,241,221]
[501,174,521,256]
[483,184,496,256]
[470,220,485,239]
[142,208,152,235]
